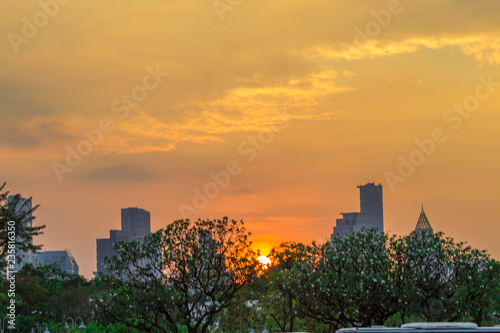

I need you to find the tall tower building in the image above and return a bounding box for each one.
[8,195,33,270]
[121,207,150,237]
[358,183,383,232]
[332,183,384,237]
[95,207,151,276]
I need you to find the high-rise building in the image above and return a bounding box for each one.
[358,183,384,232]
[332,183,384,237]
[33,249,79,275]
[414,205,434,235]
[7,194,80,275]
[7,195,33,271]
[95,207,151,276]
[121,207,151,237]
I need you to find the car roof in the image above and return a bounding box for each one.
[337,324,500,333]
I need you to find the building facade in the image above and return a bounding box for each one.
[332,183,384,237]
[7,195,33,271]
[95,207,151,276]
[33,250,79,275]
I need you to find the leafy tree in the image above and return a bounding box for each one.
[392,231,459,322]
[291,229,400,330]
[454,251,500,324]
[333,230,399,326]
[0,182,45,270]
[286,240,345,331]
[0,263,92,329]
[390,231,500,324]
[215,288,266,332]
[96,217,261,333]
[262,242,308,332]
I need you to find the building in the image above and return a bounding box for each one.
[414,205,434,235]
[358,183,384,231]
[33,250,79,275]
[121,207,151,237]
[7,194,80,275]
[332,183,384,237]
[95,207,151,276]
[7,195,33,271]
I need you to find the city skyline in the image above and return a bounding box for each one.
[2,0,500,279]
[6,185,496,279]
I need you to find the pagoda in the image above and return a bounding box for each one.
[415,205,434,235]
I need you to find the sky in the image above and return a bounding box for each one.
[1,0,500,279]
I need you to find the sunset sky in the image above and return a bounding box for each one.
[1,0,500,278]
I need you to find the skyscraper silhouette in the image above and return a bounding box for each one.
[95,207,151,276]
[358,183,384,232]
[332,183,384,237]
[8,195,33,271]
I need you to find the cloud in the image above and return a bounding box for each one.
[0,118,73,149]
[1,0,499,160]
[79,164,155,182]
[84,67,355,155]
[307,34,500,64]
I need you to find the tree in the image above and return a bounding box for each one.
[0,182,45,270]
[287,240,347,331]
[262,242,308,332]
[392,231,459,322]
[215,283,267,333]
[390,231,500,324]
[96,217,261,333]
[0,263,91,329]
[333,230,399,327]
[292,229,399,331]
[454,250,500,324]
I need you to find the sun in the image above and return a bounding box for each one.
[257,255,271,267]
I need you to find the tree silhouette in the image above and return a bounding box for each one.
[0,181,45,270]
[96,217,261,333]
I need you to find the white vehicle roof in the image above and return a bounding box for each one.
[401,324,479,329]
[337,323,500,333]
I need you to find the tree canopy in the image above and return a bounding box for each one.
[95,217,262,333]
[0,181,45,270]
[1,212,498,332]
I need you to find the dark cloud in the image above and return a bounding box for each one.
[0,81,52,121]
[79,164,155,182]
[0,118,73,149]
[232,187,253,194]
[0,129,39,148]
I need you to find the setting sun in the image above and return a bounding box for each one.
[257,256,272,267]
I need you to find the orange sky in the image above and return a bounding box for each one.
[1,0,500,278]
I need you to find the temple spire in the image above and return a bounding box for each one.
[415,205,434,234]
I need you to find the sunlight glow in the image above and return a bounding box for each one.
[257,256,272,267]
